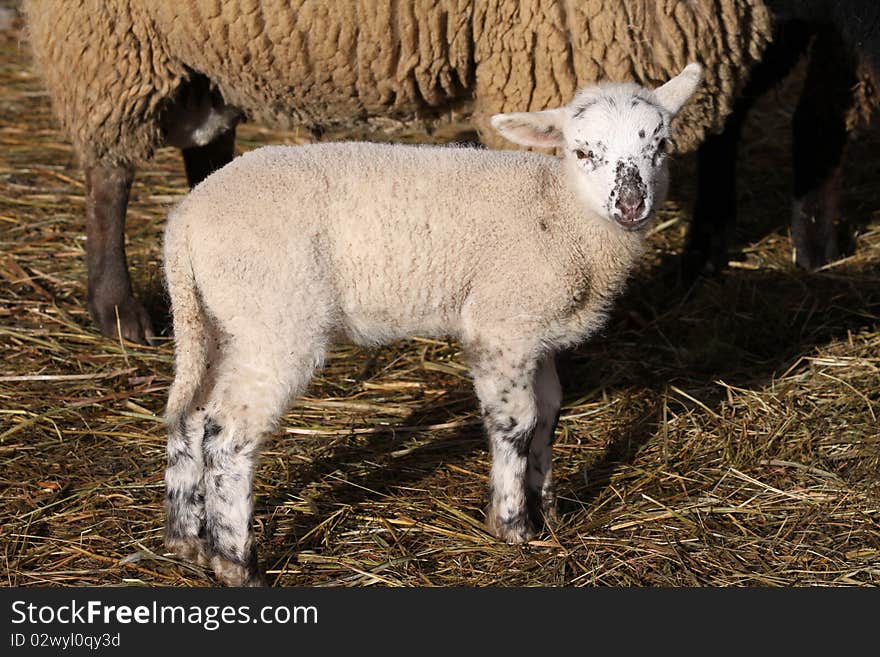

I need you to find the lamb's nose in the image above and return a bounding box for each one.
[615,192,645,221]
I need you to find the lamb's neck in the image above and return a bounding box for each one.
[537,175,647,349]
[554,169,647,287]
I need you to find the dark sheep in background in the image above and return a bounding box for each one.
[684,0,880,277]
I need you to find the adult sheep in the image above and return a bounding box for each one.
[23,0,771,344]
[684,0,880,278]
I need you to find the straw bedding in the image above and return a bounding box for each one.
[1,13,878,586]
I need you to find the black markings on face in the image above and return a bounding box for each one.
[609,159,647,213]
[638,129,646,139]
[616,159,641,186]
[573,140,607,169]
[572,99,598,119]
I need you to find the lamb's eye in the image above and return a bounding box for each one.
[575,149,593,160]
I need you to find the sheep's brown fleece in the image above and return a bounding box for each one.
[24,0,770,162]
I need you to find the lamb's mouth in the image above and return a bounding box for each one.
[612,212,653,231]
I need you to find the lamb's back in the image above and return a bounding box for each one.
[173,142,568,343]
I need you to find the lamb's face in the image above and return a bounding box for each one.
[562,88,672,230]
[491,63,702,232]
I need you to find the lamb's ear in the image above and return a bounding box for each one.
[490,109,566,148]
[654,63,702,116]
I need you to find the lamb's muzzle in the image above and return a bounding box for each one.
[162,65,702,586]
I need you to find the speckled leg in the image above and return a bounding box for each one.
[165,409,209,566]
[470,344,542,544]
[526,355,562,529]
[199,339,322,587]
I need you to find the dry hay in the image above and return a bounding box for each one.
[1,12,878,587]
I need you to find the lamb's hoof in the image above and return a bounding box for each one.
[211,556,266,587]
[486,507,536,544]
[166,536,210,567]
[526,489,557,531]
[541,498,558,528]
[89,293,156,345]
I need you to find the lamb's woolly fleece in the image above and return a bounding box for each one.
[24,0,770,162]
[162,142,643,420]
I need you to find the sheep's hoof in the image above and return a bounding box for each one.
[486,507,536,544]
[166,536,210,567]
[89,293,156,346]
[211,556,266,587]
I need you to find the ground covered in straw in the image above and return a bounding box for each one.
[1,16,878,587]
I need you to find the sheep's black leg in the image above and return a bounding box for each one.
[683,22,812,282]
[84,164,154,344]
[683,116,747,281]
[182,127,236,188]
[469,344,542,544]
[791,27,856,270]
[525,354,562,531]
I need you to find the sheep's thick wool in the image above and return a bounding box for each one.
[23,0,770,163]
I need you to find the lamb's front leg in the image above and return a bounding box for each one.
[526,355,562,529]
[470,347,542,543]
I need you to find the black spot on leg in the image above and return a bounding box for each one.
[165,445,192,470]
[202,418,223,468]
[498,512,530,533]
[204,418,222,441]
[511,432,533,457]
[212,475,230,504]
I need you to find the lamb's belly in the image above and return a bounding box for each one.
[339,296,462,347]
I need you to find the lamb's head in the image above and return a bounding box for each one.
[491,63,702,231]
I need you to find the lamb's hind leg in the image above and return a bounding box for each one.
[165,409,209,566]
[470,344,542,544]
[200,340,323,586]
[526,355,562,530]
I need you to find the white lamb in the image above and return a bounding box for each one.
[162,64,702,586]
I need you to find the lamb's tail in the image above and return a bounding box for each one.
[163,212,209,432]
